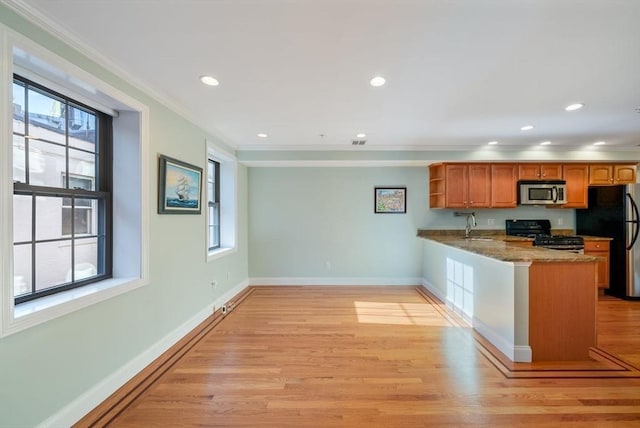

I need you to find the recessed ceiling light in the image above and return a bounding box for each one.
[257,133,268,138]
[521,125,534,131]
[488,141,498,145]
[565,103,584,111]
[370,76,386,87]
[356,133,366,138]
[540,141,552,145]
[200,75,219,86]
[593,141,606,145]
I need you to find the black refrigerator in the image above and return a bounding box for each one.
[576,185,640,299]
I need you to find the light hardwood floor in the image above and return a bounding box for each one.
[81,286,640,427]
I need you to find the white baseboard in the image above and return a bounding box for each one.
[249,277,422,286]
[420,278,446,303]
[472,316,532,363]
[37,279,249,428]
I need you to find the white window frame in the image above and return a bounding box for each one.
[0,26,150,337]
[206,140,237,262]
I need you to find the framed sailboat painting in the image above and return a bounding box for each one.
[158,155,203,214]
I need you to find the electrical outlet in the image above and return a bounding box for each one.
[325,261,331,270]
[557,218,564,226]
[487,218,495,226]
[211,280,218,289]
[227,271,231,280]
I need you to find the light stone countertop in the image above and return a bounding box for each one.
[417,229,598,263]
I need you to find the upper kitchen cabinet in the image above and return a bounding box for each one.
[429,163,490,208]
[491,164,517,208]
[518,163,563,180]
[428,163,446,208]
[562,164,589,208]
[589,164,637,185]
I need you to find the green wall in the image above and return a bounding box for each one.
[247,166,576,280]
[0,5,249,427]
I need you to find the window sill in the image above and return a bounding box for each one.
[5,276,147,337]
[207,247,236,262]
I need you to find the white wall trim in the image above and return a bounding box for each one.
[37,279,249,428]
[250,277,422,286]
[420,278,446,303]
[472,315,532,363]
[240,160,430,168]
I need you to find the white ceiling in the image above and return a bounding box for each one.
[9,0,640,151]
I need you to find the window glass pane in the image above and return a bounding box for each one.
[75,199,95,235]
[27,88,66,144]
[35,241,71,290]
[68,105,96,150]
[13,244,32,297]
[69,148,96,188]
[12,81,25,135]
[73,237,99,281]
[13,194,32,243]
[13,134,26,184]
[28,139,65,188]
[35,195,64,241]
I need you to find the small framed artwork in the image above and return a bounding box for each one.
[374,187,407,214]
[158,155,203,214]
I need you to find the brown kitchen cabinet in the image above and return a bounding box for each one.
[429,163,490,208]
[445,163,491,208]
[428,163,446,208]
[562,164,589,208]
[518,163,563,180]
[589,164,637,185]
[491,163,517,208]
[583,239,610,289]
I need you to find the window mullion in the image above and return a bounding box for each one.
[30,192,36,294]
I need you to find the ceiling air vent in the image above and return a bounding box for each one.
[352,140,366,146]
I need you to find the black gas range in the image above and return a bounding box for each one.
[505,219,584,252]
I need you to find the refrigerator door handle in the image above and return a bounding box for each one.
[626,192,640,250]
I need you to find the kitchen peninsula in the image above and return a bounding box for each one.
[419,231,598,363]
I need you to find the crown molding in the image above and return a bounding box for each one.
[1,0,238,150]
[239,160,430,167]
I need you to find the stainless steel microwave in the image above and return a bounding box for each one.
[518,181,567,205]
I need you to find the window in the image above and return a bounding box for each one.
[12,75,112,304]
[2,33,148,337]
[206,141,237,261]
[207,159,220,251]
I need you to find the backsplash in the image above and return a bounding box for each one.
[422,206,575,232]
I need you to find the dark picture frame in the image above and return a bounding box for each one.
[374,187,407,214]
[158,154,203,214]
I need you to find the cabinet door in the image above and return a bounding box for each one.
[589,165,613,185]
[444,164,468,208]
[614,165,637,184]
[518,164,540,180]
[584,240,610,288]
[563,164,588,208]
[491,164,517,208]
[540,164,563,179]
[467,164,491,207]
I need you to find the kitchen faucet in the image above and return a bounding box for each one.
[465,212,477,238]
[454,211,477,238]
